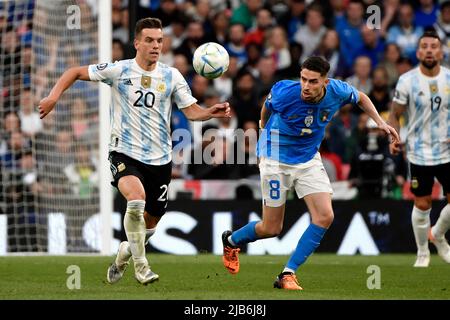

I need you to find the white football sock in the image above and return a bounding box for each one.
[432,204,450,240]
[282,267,295,274]
[124,200,147,268]
[412,206,431,255]
[121,227,157,256]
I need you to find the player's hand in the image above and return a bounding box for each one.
[38,97,57,119]
[378,122,400,145]
[389,141,401,155]
[209,102,231,118]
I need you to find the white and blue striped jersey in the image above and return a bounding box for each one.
[393,66,450,166]
[88,59,197,165]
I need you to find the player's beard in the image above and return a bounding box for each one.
[420,59,438,69]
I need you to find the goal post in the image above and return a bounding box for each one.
[0,0,113,255]
[98,0,113,256]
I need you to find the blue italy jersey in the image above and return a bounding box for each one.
[257,79,360,165]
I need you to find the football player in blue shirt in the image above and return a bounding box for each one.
[221,56,399,290]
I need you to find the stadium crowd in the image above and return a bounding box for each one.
[0,0,449,210]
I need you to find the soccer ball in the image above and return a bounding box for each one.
[192,42,229,79]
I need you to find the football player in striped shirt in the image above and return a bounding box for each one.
[389,30,450,268]
[38,17,230,284]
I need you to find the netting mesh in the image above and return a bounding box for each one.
[0,0,101,253]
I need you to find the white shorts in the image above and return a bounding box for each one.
[259,153,333,207]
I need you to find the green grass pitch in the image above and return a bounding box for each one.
[0,254,449,300]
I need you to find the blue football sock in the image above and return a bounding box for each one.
[286,223,327,272]
[231,221,259,246]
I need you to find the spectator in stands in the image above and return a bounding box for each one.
[229,68,261,128]
[255,56,278,99]
[387,3,424,65]
[348,118,393,199]
[433,0,450,66]
[230,0,263,31]
[213,56,239,101]
[356,25,386,68]
[174,20,209,63]
[0,131,30,170]
[1,112,21,156]
[19,88,42,137]
[312,29,345,79]
[278,0,306,43]
[159,34,174,66]
[345,55,373,98]
[166,13,188,50]
[242,42,263,77]
[233,120,259,179]
[112,39,125,62]
[293,4,327,63]
[190,74,210,106]
[396,56,414,76]
[266,26,292,71]
[63,143,98,198]
[335,0,365,72]
[414,0,439,29]
[368,66,391,115]
[185,0,214,38]
[210,10,230,45]
[225,23,248,68]
[327,103,359,163]
[173,53,193,86]
[378,43,401,89]
[244,8,274,47]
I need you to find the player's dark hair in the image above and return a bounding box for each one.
[135,18,162,37]
[418,30,441,45]
[301,56,330,76]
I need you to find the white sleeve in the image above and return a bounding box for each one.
[88,62,122,86]
[171,68,197,109]
[392,76,409,105]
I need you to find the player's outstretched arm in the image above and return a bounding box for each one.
[181,102,231,121]
[38,66,90,119]
[387,102,407,155]
[357,91,400,144]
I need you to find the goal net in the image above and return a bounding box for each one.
[0,0,111,254]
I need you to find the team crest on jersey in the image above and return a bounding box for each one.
[157,82,166,93]
[117,163,126,172]
[429,83,438,94]
[305,115,313,127]
[96,63,108,70]
[141,76,151,88]
[320,109,330,122]
[411,178,419,189]
[307,109,313,114]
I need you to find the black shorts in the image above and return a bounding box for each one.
[409,162,450,197]
[109,151,172,217]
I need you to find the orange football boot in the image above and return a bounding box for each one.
[222,230,240,274]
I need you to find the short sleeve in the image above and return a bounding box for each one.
[172,68,197,109]
[264,90,274,112]
[88,62,122,86]
[335,79,360,105]
[392,76,408,105]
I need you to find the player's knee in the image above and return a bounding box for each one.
[414,199,432,211]
[315,211,334,228]
[125,192,146,202]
